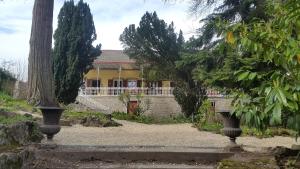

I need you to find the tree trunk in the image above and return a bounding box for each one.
[28,0,57,106]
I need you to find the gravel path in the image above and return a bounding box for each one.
[49,120,297,150]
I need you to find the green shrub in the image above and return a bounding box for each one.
[0,68,16,94]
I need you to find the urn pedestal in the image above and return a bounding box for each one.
[37,106,64,140]
[218,111,242,150]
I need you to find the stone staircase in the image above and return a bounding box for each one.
[26,145,233,169]
[76,95,111,114]
[146,96,181,117]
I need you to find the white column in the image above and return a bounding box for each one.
[118,65,122,94]
[96,66,100,87]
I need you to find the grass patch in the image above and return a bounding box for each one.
[63,110,108,121]
[194,121,296,138]
[112,111,191,124]
[0,92,33,113]
[242,126,296,138]
[218,158,277,169]
[62,108,120,127]
[0,114,33,125]
[195,122,223,134]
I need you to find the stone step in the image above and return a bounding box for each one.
[32,145,233,165]
[77,161,215,169]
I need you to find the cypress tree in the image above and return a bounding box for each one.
[53,0,101,104]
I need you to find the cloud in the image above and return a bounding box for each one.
[0,0,202,80]
[0,26,17,34]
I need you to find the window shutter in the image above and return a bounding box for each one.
[123,80,128,87]
[108,79,113,87]
[137,80,142,87]
[158,81,162,87]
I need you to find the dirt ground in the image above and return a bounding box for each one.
[49,120,297,152]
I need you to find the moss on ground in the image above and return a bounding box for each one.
[218,157,278,169]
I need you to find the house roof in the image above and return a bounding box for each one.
[93,50,139,70]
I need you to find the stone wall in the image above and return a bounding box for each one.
[77,95,182,117]
[13,81,28,100]
[77,95,233,117]
[208,97,233,112]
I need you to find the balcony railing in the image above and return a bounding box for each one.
[79,87,224,97]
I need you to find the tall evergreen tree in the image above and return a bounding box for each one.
[120,11,182,80]
[120,11,205,117]
[53,0,101,104]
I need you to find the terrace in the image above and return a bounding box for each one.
[79,87,224,97]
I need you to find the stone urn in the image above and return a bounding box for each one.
[218,111,242,145]
[37,106,64,140]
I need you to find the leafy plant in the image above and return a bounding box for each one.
[134,93,151,116]
[119,92,151,116]
[118,91,131,114]
[193,0,300,136]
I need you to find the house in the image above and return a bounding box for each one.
[82,50,174,96]
[79,50,230,116]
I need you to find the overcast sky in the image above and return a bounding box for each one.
[0,0,202,79]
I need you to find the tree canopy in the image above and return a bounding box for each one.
[189,0,300,133]
[53,0,101,104]
[120,11,206,117]
[120,11,183,79]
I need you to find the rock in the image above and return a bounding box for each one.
[81,117,101,127]
[0,148,36,169]
[9,123,31,145]
[0,125,13,146]
[60,119,72,126]
[80,116,121,127]
[0,153,22,169]
[0,122,43,146]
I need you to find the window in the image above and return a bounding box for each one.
[211,101,216,108]
[127,80,137,88]
[91,80,100,87]
[113,79,123,87]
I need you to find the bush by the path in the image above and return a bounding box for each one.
[112,111,191,124]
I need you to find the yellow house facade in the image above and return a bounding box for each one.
[83,50,173,96]
[80,50,229,116]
